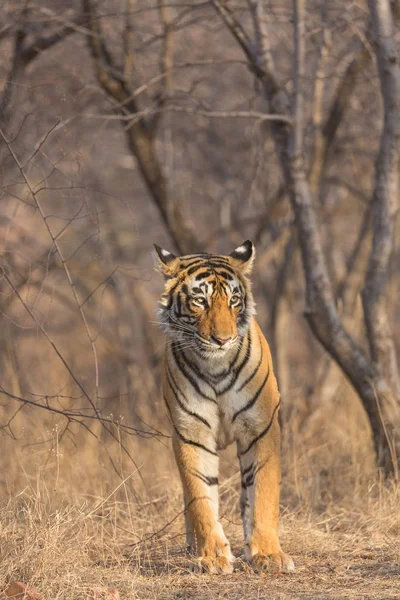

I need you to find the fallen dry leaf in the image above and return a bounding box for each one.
[4,582,42,600]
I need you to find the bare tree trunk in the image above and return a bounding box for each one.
[289,0,398,474]
[310,39,371,198]
[82,0,197,255]
[213,0,399,474]
[307,207,372,417]
[1,6,84,129]
[268,237,295,393]
[363,0,400,400]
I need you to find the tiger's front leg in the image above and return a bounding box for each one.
[239,403,295,574]
[173,434,233,574]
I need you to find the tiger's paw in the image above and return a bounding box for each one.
[188,531,233,575]
[190,555,233,574]
[251,551,295,574]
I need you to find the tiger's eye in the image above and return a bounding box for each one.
[194,297,206,305]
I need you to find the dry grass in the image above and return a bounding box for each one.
[1,2,399,595]
[1,426,399,600]
[1,352,398,599]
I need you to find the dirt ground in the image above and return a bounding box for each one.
[1,486,399,600]
[124,525,400,600]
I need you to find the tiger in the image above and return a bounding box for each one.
[154,240,294,575]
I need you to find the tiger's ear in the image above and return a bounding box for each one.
[153,244,180,278]
[229,240,255,275]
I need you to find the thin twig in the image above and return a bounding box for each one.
[0,126,101,404]
[0,387,169,439]
[82,105,293,125]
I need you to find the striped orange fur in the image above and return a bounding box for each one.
[154,240,294,574]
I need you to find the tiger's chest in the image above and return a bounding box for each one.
[215,388,259,450]
[165,323,271,451]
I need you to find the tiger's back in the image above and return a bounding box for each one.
[155,241,294,575]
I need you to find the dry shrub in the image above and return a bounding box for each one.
[0,398,399,599]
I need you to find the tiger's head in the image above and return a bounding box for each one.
[154,240,256,355]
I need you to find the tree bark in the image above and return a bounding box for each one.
[363,0,400,400]
[82,0,197,255]
[1,7,85,129]
[213,0,399,474]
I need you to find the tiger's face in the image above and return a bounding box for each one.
[154,241,256,355]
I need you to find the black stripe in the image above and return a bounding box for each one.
[181,254,230,263]
[208,255,230,262]
[181,343,242,386]
[173,311,194,321]
[240,500,249,516]
[176,292,182,315]
[242,459,270,489]
[217,329,252,395]
[230,336,245,368]
[232,367,270,423]
[182,253,208,260]
[195,270,213,280]
[190,470,219,486]
[215,270,234,280]
[241,463,255,489]
[181,283,193,311]
[184,259,236,274]
[186,495,212,509]
[205,261,236,272]
[240,400,281,456]
[198,336,243,385]
[191,345,209,360]
[186,264,206,276]
[237,293,249,327]
[166,364,212,429]
[173,423,217,456]
[216,333,247,387]
[216,336,243,377]
[241,463,254,478]
[166,279,182,309]
[237,335,263,392]
[163,392,173,419]
[180,351,217,391]
[172,344,217,403]
[182,258,206,268]
[244,473,255,488]
[233,329,252,379]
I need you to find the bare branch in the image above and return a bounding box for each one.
[123,0,135,85]
[310,35,372,196]
[309,12,331,196]
[247,0,277,84]
[82,0,198,254]
[212,0,255,66]
[82,104,293,124]
[0,387,169,440]
[0,126,101,404]
[0,7,84,127]
[291,0,305,159]
[154,0,175,135]
[19,16,86,63]
[213,0,399,472]
[0,262,93,407]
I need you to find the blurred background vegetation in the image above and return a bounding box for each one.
[0,0,399,509]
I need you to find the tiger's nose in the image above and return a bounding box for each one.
[211,336,232,346]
